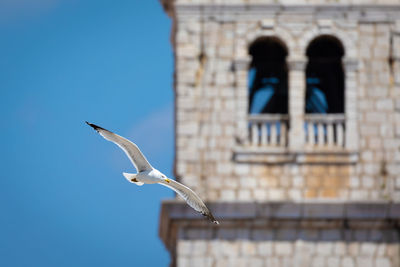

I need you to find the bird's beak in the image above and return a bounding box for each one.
[165,178,171,183]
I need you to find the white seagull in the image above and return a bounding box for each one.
[86,122,219,224]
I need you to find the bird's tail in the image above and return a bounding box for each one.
[122,172,144,186]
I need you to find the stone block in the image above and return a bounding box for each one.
[349,176,360,188]
[293,175,304,187]
[316,242,333,256]
[257,242,273,256]
[177,256,189,267]
[234,164,250,176]
[249,258,263,267]
[253,189,267,200]
[214,259,228,267]
[191,257,213,267]
[268,189,286,200]
[227,257,250,267]
[348,242,360,256]
[349,190,369,200]
[241,240,257,256]
[216,163,232,175]
[341,257,355,267]
[311,256,325,267]
[355,257,374,267]
[288,189,302,201]
[220,189,236,200]
[327,257,340,267]
[177,241,192,256]
[360,243,377,256]
[375,258,391,267]
[334,242,346,255]
[265,257,281,267]
[359,24,375,34]
[376,99,394,111]
[192,240,208,256]
[362,176,374,188]
[376,244,386,256]
[238,190,252,201]
[275,242,293,256]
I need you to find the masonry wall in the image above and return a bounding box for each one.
[177,231,400,267]
[172,0,399,4]
[172,4,400,202]
[160,1,400,267]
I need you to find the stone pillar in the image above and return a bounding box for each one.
[233,58,250,144]
[344,59,359,151]
[288,59,306,151]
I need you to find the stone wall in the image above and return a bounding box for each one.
[159,2,400,266]
[170,4,400,202]
[169,0,399,4]
[177,237,400,267]
[356,22,400,201]
[160,202,400,267]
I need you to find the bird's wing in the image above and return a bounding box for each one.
[159,179,219,224]
[86,122,153,172]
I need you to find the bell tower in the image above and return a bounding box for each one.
[160,1,400,266]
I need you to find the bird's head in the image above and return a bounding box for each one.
[155,170,171,183]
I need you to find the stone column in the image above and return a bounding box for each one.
[233,58,250,144]
[344,59,359,151]
[288,59,306,151]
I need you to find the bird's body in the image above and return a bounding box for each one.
[86,121,219,224]
[136,169,163,184]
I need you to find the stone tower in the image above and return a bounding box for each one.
[159,1,400,266]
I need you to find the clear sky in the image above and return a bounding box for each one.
[0,0,174,266]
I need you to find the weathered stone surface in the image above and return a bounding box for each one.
[162,0,400,266]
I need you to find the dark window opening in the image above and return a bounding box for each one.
[248,37,288,114]
[306,35,345,114]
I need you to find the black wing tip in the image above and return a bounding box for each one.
[85,121,106,132]
[201,211,219,225]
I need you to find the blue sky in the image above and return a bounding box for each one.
[0,1,174,266]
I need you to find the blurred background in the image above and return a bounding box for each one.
[0,0,173,266]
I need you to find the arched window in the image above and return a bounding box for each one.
[305,35,345,114]
[248,37,288,114]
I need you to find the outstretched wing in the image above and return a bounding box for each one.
[159,179,219,224]
[86,122,153,172]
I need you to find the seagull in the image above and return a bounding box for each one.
[86,121,219,224]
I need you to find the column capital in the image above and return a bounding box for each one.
[287,59,307,71]
[232,58,250,71]
[343,58,359,72]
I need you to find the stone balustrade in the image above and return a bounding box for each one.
[304,114,346,148]
[248,114,289,147]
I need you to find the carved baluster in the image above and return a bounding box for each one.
[260,122,268,146]
[307,122,315,145]
[280,121,287,146]
[251,122,258,146]
[336,122,344,147]
[327,123,334,146]
[270,121,277,145]
[318,122,325,146]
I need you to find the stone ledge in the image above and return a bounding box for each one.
[233,147,359,164]
[169,4,400,22]
[159,201,400,248]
